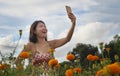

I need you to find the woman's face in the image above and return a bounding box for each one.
[35,22,47,38]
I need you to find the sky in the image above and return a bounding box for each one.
[0,0,120,62]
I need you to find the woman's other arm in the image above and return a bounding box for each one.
[14,42,33,64]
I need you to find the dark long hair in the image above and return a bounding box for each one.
[29,20,47,43]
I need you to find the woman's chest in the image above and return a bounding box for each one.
[30,43,51,54]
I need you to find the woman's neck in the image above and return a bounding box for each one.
[37,37,46,44]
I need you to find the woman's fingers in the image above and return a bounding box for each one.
[68,13,76,22]
[68,13,73,18]
[68,13,76,23]
[68,13,76,19]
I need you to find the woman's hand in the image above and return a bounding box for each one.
[49,13,76,49]
[68,13,76,24]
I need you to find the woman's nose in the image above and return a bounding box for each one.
[43,27,47,31]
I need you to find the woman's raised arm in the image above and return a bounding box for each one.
[49,13,76,49]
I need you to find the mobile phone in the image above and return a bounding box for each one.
[65,6,72,15]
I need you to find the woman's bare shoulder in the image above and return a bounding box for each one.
[26,42,35,51]
[48,40,57,49]
[27,42,34,46]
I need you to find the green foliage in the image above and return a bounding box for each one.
[70,43,98,69]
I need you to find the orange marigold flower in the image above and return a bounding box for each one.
[96,70,103,76]
[66,54,75,61]
[114,62,120,65]
[0,64,9,70]
[48,59,58,67]
[48,49,55,53]
[0,64,5,70]
[55,64,60,68]
[87,54,94,61]
[93,56,99,61]
[105,48,111,51]
[19,51,30,59]
[87,54,99,61]
[107,62,120,74]
[73,68,82,73]
[65,69,73,76]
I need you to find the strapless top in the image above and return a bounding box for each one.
[32,42,52,67]
[32,52,51,66]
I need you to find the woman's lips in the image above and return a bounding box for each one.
[41,30,47,33]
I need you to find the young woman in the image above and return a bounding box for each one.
[15,13,76,75]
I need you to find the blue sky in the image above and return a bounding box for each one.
[0,0,120,62]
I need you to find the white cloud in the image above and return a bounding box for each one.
[0,35,15,54]
[0,25,15,30]
[0,0,97,18]
[0,34,27,56]
[0,35,14,46]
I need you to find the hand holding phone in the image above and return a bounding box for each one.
[65,6,76,23]
[65,6,72,15]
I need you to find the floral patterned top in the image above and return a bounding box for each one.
[31,43,52,69]
[32,52,51,66]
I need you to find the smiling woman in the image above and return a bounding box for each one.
[29,20,48,43]
[15,12,76,75]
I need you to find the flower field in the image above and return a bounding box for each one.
[0,30,120,76]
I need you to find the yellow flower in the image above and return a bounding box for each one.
[102,66,109,75]
[73,68,82,73]
[65,69,73,76]
[48,59,58,67]
[96,70,103,76]
[19,51,30,59]
[66,54,75,61]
